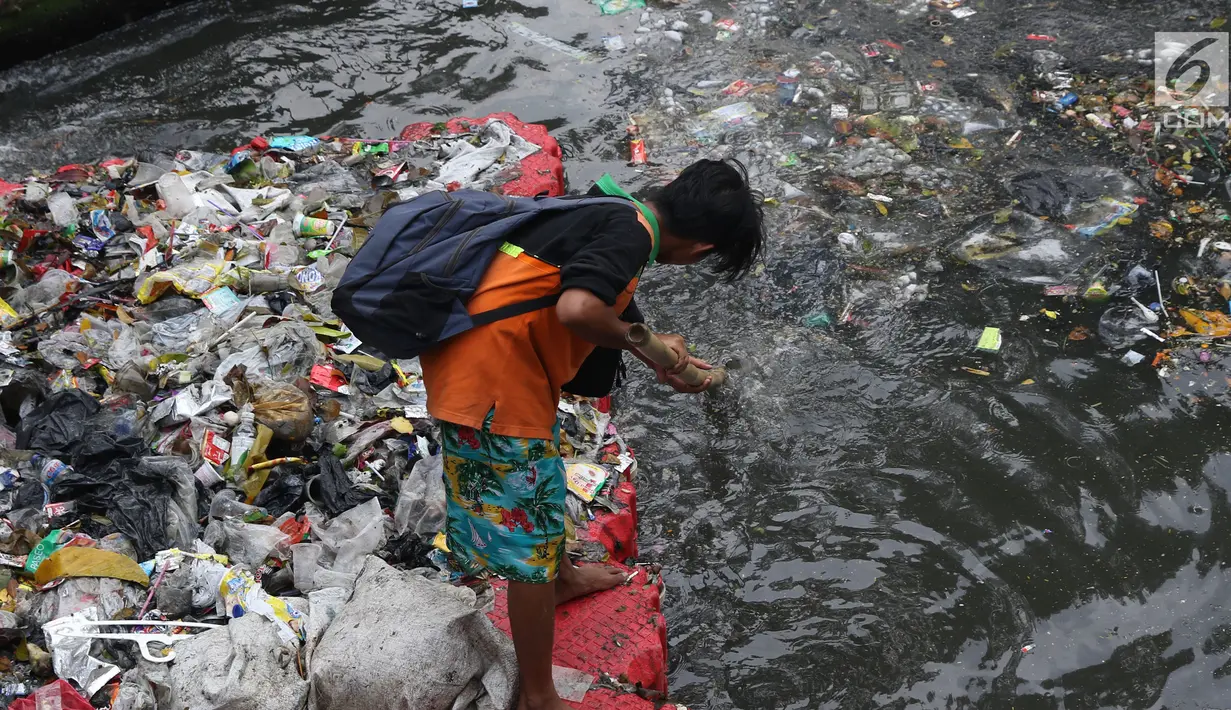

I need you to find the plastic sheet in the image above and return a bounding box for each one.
[393,453,446,537]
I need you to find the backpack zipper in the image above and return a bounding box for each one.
[443,196,517,276]
[408,197,463,257]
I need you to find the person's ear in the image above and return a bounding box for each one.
[688,242,715,262]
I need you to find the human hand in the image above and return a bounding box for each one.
[656,333,691,377]
[663,356,713,393]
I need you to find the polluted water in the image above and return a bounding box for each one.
[3,0,1231,708]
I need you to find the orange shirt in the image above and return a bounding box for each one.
[420,209,654,439]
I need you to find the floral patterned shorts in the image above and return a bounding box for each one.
[439,413,566,584]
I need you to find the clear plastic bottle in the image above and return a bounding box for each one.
[227,410,257,480]
[31,454,72,487]
[208,488,267,521]
[30,454,72,506]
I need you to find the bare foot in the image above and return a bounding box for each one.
[555,562,626,606]
[517,692,573,710]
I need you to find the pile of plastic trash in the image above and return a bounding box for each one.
[0,119,639,709]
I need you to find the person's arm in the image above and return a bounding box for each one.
[556,288,634,349]
[555,207,711,390]
[558,291,713,391]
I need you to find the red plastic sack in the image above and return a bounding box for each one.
[8,680,93,710]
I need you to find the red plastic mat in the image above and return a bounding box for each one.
[398,112,565,197]
[488,565,670,704]
[589,479,639,563]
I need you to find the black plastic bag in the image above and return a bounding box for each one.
[380,530,433,569]
[54,457,169,558]
[253,465,307,517]
[350,363,394,396]
[307,454,375,517]
[12,479,44,511]
[1008,171,1072,218]
[71,432,145,474]
[15,390,100,456]
[52,456,194,559]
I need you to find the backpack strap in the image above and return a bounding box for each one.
[470,192,655,328]
[470,292,562,326]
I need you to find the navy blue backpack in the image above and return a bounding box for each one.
[332,189,633,358]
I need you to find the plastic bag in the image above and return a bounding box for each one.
[290,160,367,197]
[393,454,446,537]
[7,679,93,710]
[80,314,143,370]
[252,465,306,516]
[8,268,78,314]
[36,330,91,370]
[1098,303,1157,349]
[135,261,234,303]
[138,456,200,549]
[214,320,323,382]
[16,389,100,457]
[203,517,289,569]
[209,488,268,521]
[156,172,195,219]
[148,308,220,351]
[111,669,158,710]
[52,450,195,559]
[306,454,375,517]
[217,567,306,643]
[312,497,388,579]
[252,382,314,442]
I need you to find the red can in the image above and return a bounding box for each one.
[627,123,648,164]
[630,139,648,165]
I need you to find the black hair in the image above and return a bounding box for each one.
[646,158,765,280]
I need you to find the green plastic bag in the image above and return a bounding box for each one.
[593,0,645,15]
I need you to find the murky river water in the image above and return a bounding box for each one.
[5,0,1231,707]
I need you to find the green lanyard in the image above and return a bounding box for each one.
[594,174,660,265]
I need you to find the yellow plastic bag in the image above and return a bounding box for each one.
[135,262,239,303]
[1180,309,1231,337]
[34,547,150,586]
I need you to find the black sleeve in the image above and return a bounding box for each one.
[621,297,644,323]
[558,208,653,306]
